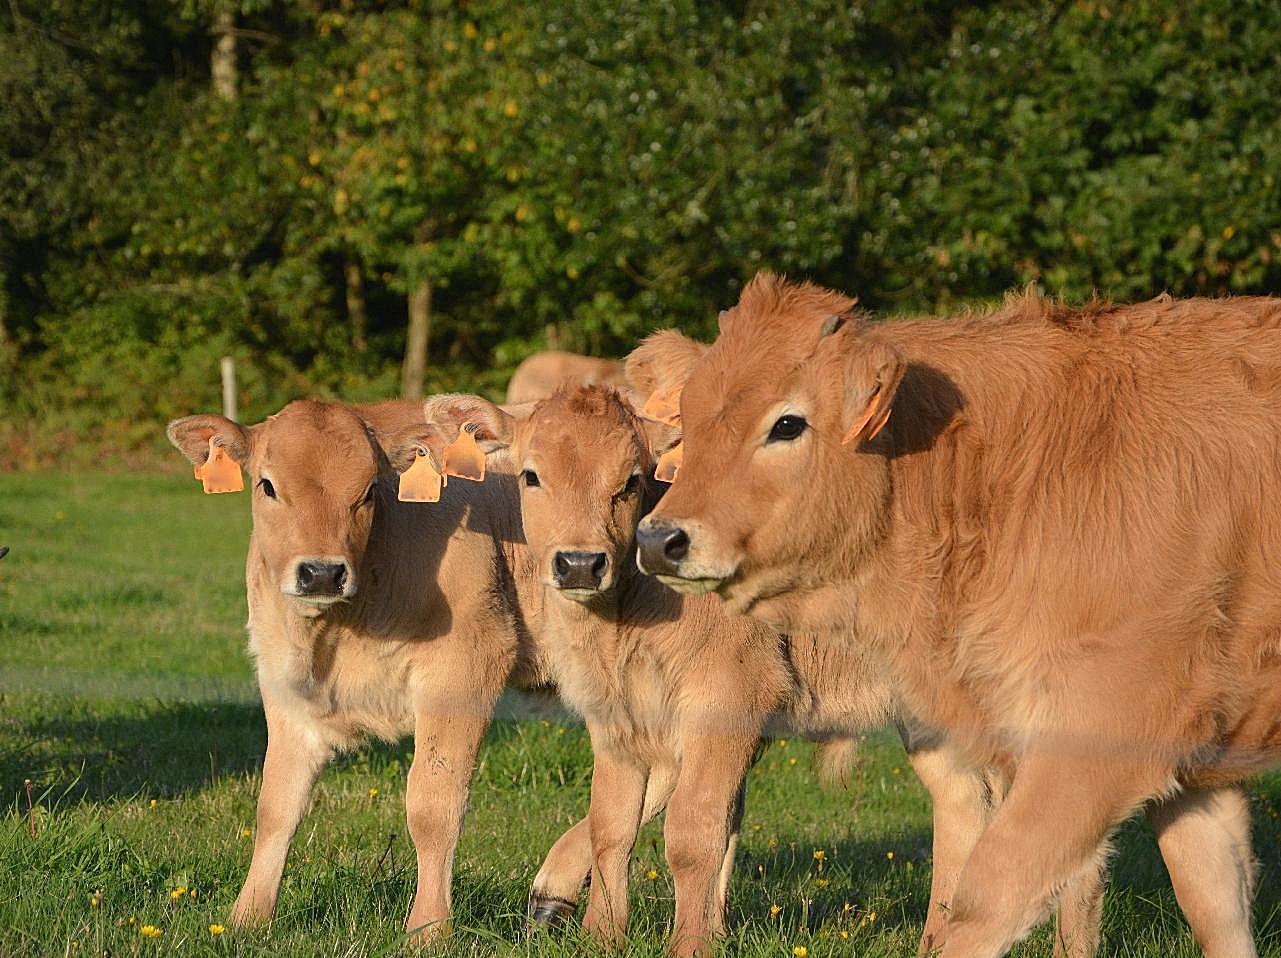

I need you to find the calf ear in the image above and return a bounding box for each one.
[423,394,516,452]
[624,330,706,401]
[839,334,905,446]
[166,415,251,466]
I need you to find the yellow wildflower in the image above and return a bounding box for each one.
[812,849,826,861]
[149,799,158,809]
[646,869,659,880]
[815,878,830,888]
[209,924,225,936]
[793,948,808,957]
[886,851,894,860]
[139,925,162,938]
[503,100,519,118]
[369,787,378,799]
[241,828,252,838]
[769,904,782,917]
[840,929,850,939]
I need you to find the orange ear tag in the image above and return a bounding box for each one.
[193,437,244,494]
[398,448,444,503]
[841,400,891,446]
[442,423,486,482]
[654,441,683,483]
[641,384,682,426]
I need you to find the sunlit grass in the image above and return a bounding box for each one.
[2,472,1280,956]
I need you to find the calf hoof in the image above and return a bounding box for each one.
[526,893,577,930]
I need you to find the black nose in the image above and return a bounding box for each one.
[636,523,689,576]
[552,550,608,591]
[296,560,348,596]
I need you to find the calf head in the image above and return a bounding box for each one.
[423,387,668,602]
[634,273,904,625]
[167,400,438,613]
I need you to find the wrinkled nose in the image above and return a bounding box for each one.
[636,520,689,576]
[295,560,349,596]
[552,550,608,591]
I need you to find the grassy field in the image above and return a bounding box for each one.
[2,470,1281,957]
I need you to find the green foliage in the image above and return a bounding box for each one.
[2,0,1280,463]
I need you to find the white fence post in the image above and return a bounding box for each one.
[221,356,237,422]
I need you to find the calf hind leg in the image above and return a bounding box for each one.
[528,763,677,928]
[1149,785,1258,958]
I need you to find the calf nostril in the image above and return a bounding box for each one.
[334,566,347,593]
[553,553,570,577]
[590,553,607,578]
[664,529,690,562]
[298,563,315,588]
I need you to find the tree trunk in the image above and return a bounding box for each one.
[212,11,237,102]
[401,278,431,401]
[344,255,368,352]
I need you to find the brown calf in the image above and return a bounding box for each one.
[505,350,629,404]
[167,399,532,941]
[422,386,785,955]
[635,275,1269,957]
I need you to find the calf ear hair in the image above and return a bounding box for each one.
[166,415,252,466]
[840,333,905,446]
[624,330,706,400]
[422,393,516,455]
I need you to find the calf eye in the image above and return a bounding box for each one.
[767,415,807,443]
[258,477,277,499]
[621,474,641,496]
[360,483,377,507]
[521,469,541,488]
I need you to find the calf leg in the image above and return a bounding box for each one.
[937,750,1161,958]
[664,730,759,957]
[582,745,649,947]
[906,738,995,954]
[1148,785,1258,958]
[404,680,496,941]
[1053,858,1105,958]
[230,705,331,926]
[712,781,748,934]
[530,762,678,927]
[528,817,593,926]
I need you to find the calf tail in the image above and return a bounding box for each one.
[814,736,862,789]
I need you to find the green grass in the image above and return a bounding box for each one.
[2,472,1281,956]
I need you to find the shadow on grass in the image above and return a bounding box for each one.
[0,693,576,809]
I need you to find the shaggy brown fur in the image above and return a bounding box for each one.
[167,399,541,942]
[635,274,1269,957]
[504,350,629,404]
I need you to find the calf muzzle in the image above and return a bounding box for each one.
[294,559,349,597]
[552,551,608,591]
[635,521,689,577]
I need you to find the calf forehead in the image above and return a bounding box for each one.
[258,402,379,495]
[523,389,644,478]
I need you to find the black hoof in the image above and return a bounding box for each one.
[526,893,577,930]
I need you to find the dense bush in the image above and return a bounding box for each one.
[1,0,1278,464]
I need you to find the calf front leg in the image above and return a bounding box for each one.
[230,704,331,926]
[664,729,759,957]
[937,748,1162,958]
[582,744,649,948]
[404,681,496,942]
[1149,785,1258,958]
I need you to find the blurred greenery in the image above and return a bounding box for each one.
[2,0,1279,466]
